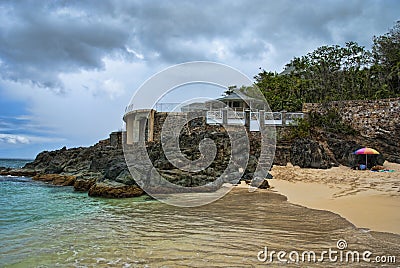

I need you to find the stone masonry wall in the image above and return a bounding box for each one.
[303,98,400,139]
[109,131,123,148]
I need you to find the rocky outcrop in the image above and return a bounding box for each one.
[1,127,387,198]
[6,138,138,197]
[2,127,278,197]
[2,108,395,198]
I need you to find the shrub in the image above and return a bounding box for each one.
[283,108,357,140]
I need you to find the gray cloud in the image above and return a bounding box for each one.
[0,0,399,90]
[0,0,131,90]
[0,133,65,145]
[0,133,30,144]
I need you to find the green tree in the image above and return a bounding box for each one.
[254,70,303,111]
[372,21,400,95]
[255,22,400,111]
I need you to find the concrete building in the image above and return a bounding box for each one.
[123,109,155,144]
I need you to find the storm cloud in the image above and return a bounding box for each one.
[0,0,399,91]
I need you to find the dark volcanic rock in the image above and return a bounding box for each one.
[325,136,360,166]
[290,138,332,169]
[114,169,136,185]
[273,141,292,166]
[257,179,270,189]
[2,138,142,198]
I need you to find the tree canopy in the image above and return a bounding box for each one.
[255,21,400,112]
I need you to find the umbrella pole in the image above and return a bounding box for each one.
[366,154,368,169]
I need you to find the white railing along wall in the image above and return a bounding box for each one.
[206,110,304,130]
[125,103,304,132]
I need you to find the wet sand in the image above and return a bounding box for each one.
[269,162,400,234]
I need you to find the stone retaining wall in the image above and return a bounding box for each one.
[110,131,123,148]
[303,98,400,139]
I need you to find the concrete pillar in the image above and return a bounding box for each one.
[139,118,146,141]
[222,108,228,125]
[126,115,134,144]
[259,110,265,130]
[245,109,250,131]
[281,110,287,126]
[132,118,140,142]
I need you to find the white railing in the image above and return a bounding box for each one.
[125,103,187,113]
[228,111,244,119]
[155,103,182,112]
[206,110,304,129]
[125,104,304,131]
[125,104,135,113]
[263,112,282,125]
[207,110,222,119]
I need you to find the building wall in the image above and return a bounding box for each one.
[302,98,400,139]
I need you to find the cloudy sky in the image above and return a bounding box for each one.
[0,0,399,159]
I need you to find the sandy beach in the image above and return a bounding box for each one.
[268,162,400,234]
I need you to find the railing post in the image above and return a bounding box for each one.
[281,110,287,126]
[259,110,265,130]
[245,109,250,131]
[222,108,228,125]
[147,109,155,142]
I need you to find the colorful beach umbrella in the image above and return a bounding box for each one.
[354,147,380,168]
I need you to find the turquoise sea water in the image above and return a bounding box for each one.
[0,159,32,169]
[0,159,399,267]
[0,159,149,266]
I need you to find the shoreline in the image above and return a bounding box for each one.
[2,159,400,235]
[268,162,400,235]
